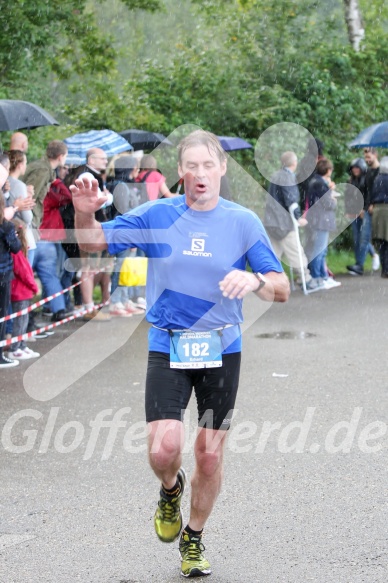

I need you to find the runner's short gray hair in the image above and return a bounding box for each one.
[178,130,226,165]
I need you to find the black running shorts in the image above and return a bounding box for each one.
[145,351,241,430]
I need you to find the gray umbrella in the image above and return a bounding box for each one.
[0,99,59,131]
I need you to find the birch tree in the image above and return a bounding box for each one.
[343,0,365,51]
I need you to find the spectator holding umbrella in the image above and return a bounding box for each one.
[347,147,380,275]
[345,158,380,273]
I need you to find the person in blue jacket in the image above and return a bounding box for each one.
[71,130,290,578]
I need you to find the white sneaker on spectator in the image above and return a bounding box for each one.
[124,300,145,315]
[109,302,133,317]
[7,349,31,360]
[372,253,380,271]
[305,278,325,293]
[22,347,40,358]
[323,277,342,289]
[135,296,146,309]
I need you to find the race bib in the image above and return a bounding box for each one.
[170,330,223,369]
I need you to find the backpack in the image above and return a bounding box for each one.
[107,171,153,216]
[106,180,141,216]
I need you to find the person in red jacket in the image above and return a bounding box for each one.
[6,220,40,360]
[39,166,75,317]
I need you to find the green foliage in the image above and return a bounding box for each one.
[2,0,388,247]
[0,0,161,98]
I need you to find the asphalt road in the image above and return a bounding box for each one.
[1,273,387,583]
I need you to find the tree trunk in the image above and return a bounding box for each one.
[343,0,365,51]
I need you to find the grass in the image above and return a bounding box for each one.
[326,248,355,275]
[282,246,374,278]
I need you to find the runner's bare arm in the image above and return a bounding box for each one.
[219,269,290,303]
[71,177,108,251]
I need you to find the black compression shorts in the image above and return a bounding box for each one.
[145,351,241,430]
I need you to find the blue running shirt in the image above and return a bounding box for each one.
[102,195,283,353]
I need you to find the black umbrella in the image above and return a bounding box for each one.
[0,99,59,131]
[120,129,173,151]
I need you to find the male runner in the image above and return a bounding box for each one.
[71,130,290,578]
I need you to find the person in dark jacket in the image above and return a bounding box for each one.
[296,138,325,210]
[64,149,113,321]
[264,151,318,291]
[371,156,388,277]
[345,158,379,272]
[0,175,22,368]
[347,148,380,275]
[306,158,340,288]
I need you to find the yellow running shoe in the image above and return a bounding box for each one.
[154,467,186,543]
[179,531,211,578]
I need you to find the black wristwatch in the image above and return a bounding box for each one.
[254,272,267,291]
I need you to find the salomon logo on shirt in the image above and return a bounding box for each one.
[183,238,212,257]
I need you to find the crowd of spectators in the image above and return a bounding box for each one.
[1,133,387,368]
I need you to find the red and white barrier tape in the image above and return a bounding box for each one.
[0,265,110,325]
[0,302,109,348]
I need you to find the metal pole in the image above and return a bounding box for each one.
[289,203,308,295]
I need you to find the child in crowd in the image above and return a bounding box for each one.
[0,171,22,368]
[6,219,40,360]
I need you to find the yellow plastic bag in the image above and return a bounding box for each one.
[118,257,148,287]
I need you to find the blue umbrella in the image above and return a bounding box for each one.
[348,122,388,148]
[64,129,132,163]
[217,136,253,151]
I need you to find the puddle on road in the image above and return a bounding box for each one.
[255,331,316,340]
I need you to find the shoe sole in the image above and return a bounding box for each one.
[0,362,19,368]
[306,286,325,294]
[181,567,212,578]
[109,312,133,317]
